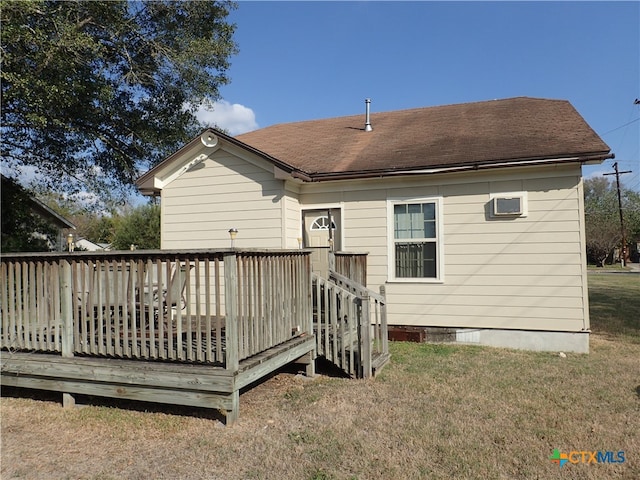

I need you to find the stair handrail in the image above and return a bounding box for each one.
[328,270,385,304]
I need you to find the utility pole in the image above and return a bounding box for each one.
[603,162,632,266]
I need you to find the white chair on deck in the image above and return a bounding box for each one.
[137,263,193,330]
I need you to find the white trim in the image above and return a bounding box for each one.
[577,178,590,331]
[489,191,528,217]
[309,216,336,230]
[155,153,209,190]
[301,202,345,250]
[386,196,444,283]
[281,195,287,249]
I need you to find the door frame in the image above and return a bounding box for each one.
[300,203,345,251]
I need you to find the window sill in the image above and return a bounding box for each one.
[386,278,444,284]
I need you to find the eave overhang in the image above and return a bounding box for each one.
[137,126,613,195]
[294,151,614,183]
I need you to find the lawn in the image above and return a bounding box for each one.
[588,272,640,340]
[1,273,639,479]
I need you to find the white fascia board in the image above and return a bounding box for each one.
[156,152,210,189]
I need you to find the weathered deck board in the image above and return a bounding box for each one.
[1,335,316,422]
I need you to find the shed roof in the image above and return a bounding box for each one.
[235,97,612,180]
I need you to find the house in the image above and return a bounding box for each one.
[30,197,76,251]
[137,97,613,353]
[74,238,111,251]
[1,174,76,252]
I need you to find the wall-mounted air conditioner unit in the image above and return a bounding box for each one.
[492,196,524,216]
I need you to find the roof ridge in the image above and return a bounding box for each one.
[237,97,569,132]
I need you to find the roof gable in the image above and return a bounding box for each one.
[136,130,293,195]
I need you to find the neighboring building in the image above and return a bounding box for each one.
[28,196,76,251]
[74,238,111,251]
[137,97,613,353]
[1,174,76,252]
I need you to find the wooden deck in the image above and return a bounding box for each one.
[1,249,388,423]
[1,335,315,422]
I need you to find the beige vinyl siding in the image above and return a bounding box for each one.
[155,139,588,334]
[386,169,587,331]
[283,186,302,249]
[341,197,387,279]
[299,164,587,332]
[161,148,285,249]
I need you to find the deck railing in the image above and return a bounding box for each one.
[313,269,389,378]
[1,250,312,370]
[234,251,312,363]
[331,252,368,287]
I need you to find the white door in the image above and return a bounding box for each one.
[303,209,341,277]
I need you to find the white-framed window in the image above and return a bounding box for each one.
[388,197,444,282]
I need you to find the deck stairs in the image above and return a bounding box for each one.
[312,271,389,378]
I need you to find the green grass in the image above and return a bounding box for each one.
[587,263,630,271]
[588,272,640,340]
[1,273,639,479]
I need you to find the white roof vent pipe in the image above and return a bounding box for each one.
[364,98,373,132]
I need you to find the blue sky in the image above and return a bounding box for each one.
[199,1,640,191]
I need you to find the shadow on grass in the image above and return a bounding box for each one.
[1,360,345,424]
[588,273,640,339]
[1,385,227,423]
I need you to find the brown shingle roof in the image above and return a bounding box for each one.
[236,97,611,180]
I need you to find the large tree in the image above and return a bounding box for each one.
[584,177,640,266]
[1,0,237,196]
[110,203,161,250]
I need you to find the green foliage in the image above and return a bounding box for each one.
[1,0,237,196]
[625,189,640,253]
[83,216,116,245]
[6,186,161,250]
[110,203,161,250]
[1,176,57,252]
[584,177,640,265]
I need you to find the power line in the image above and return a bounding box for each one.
[603,162,633,266]
[601,117,640,136]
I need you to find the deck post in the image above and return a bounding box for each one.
[224,252,240,424]
[379,285,389,356]
[302,253,315,377]
[59,259,75,407]
[224,253,239,373]
[359,293,372,378]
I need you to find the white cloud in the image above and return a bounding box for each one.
[194,100,259,136]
